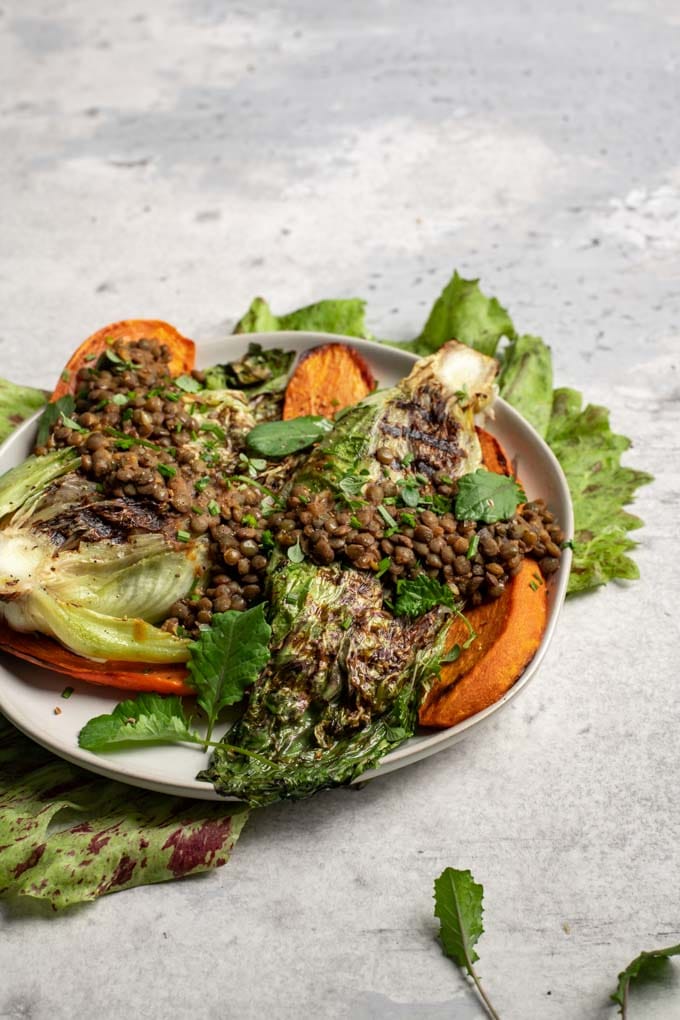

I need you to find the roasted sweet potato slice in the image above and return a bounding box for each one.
[282,343,375,420]
[418,426,546,728]
[0,622,193,695]
[418,559,547,728]
[51,319,195,402]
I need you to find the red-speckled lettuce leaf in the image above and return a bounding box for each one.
[0,714,248,910]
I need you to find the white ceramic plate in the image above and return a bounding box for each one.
[0,332,573,799]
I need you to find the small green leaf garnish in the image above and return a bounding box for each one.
[157,464,176,479]
[111,393,128,406]
[195,476,210,492]
[394,575,458,617]
[35,395,76,446]
[399,480,421,508]
[78,693,199,751]
[441,645,461,664]
[199,421,226,441]
[611,944,680,1017]
[246,416,333,458]
[175,374,202,393]
[454,469,525,524]
[338,475,364,499]
[434,867,499,1020]
[401,451,414,467]
[188,605,271,742]
[287,537,305,563]
[59,413,87,433]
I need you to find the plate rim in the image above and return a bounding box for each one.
[0,330,573,799]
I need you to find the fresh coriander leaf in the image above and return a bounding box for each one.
[35,395,75,447]
[394,575,458,617]
[246,416,333,457]
[78,693,199,751]
[175,373,202,393]
[338,475,364,498]
[611,944,680,1016]
[402,451,414,466]
[434,867,499,1020]
[287,537,305,563]
[188,605,271,741]
[399,481,421,508]
[59,413,87,433]
[455,469,525,524]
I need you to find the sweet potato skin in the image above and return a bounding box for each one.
[51,319,195,401]
[0,622,193,695]
[282,343,375,420]
[418,426,546,729]
[418,559,547,728]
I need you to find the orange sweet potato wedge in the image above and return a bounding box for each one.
[283,343,375,420]
[51,319,195,402]
[418,559,547,728]
[0,622,193,695]
[418,426,546,728]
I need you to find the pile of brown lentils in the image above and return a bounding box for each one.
[40,337,564,635]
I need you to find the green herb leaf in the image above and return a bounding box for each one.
[235,297,370,339]
[78,693,200,751]
[338,474,365,498]
[394,575,458,617]
[111,392,128,406]
[498,334,553,437]
[287,537,305,563]
[377,504,398,528]
[398,272,515,357]
[199,421,226,441]
[59,413,86,433]
[547,388,653,594]
[188,605,271,742]
[157,463,176,479]
[35,395,75,447]
[376,556,392,577]
[611,944,680,1015]
[175,373,202,393]
[455,469,525,523]
[246,416,333,458]
[399,480,421,508]
[434,868,499,1020]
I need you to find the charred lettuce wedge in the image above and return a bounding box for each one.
[199,341,498,804]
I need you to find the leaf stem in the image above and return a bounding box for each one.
[466,965,501,1020]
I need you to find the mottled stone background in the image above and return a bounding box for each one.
[1,2,679,1018]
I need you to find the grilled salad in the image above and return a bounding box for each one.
[0,321,565,804]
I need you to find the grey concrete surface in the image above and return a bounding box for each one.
[1,1,679,1017]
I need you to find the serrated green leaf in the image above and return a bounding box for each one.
[454,468,525,523]
[547,388,653,594]
[0,378,47,443]
[394,575,458,617]
[434,867,485,971]
[497,333,553,437]
[188,605,271,741]
[235,296,370,339]
[396,272,515,357]
[78,693,199,751]
[611,943,680,1013]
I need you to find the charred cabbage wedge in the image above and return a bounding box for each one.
[0,449,206,664]
[200,341,498,804]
